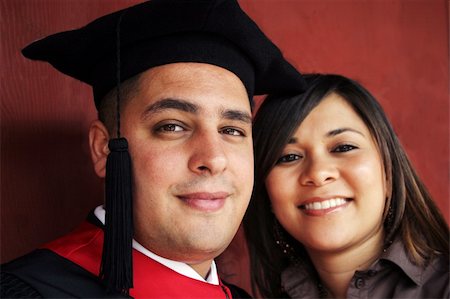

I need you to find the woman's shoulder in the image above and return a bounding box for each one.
[419,253,449,296]
[379,239,449,298]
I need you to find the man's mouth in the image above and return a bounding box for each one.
[177,192,229,212]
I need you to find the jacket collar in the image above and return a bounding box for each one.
[281,237,424,297]
[379,237,422,285]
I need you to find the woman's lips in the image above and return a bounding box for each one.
[177,192,229,212]
[298,197,352,216]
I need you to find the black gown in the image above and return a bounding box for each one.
[1,214,251,299]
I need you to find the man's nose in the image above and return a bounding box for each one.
[188,131,227,176]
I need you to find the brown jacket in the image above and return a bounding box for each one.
[281,239,449,298]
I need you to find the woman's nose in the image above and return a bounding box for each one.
[299,155,338,187]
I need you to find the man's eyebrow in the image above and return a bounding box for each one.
[221,109,252,124]
[141,98,198,120]
[327,127,365,137]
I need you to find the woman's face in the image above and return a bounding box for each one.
[266,93,386,255]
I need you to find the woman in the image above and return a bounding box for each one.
[244,74,449,298]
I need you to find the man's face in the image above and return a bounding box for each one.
[121,63,253,269]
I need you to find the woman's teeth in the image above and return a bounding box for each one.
[303,198,349,210]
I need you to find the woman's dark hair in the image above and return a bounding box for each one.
[243,74,449,298]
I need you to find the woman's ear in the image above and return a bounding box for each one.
[89,120,110,178]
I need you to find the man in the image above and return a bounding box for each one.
[1,0,305,298]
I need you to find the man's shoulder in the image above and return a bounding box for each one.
[1,271,42,298]
[1,249,125,298]
[2,249,253,299]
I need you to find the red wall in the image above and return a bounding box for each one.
[1,0,448,295]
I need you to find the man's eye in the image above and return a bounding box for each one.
[332,144,357,153]
[276,154,301,164]
[221,127,244,136]
[157,124,184,132]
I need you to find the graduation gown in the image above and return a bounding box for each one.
[1,214,250,298]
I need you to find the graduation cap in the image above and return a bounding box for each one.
[22,0,306,295]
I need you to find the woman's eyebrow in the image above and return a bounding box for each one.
[287,137,297,144]
[286,127,365,144]
[327,127,365,137]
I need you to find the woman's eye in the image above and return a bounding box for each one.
[156,124,184,132]
[332,144,357,153]
[276,154,301,164]
[221,127,244,136]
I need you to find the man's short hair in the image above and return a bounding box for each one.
[98,73,142,135]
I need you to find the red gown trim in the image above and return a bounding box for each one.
[43,221,231,299]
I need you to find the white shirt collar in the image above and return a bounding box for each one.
[94,205,219,285]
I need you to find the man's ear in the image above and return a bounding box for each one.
[89,120,110,178]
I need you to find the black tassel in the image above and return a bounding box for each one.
[99,10,133,296]
[100,137,133,295]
